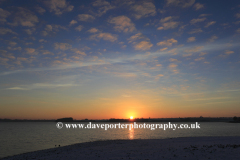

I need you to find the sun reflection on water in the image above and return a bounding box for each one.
[128,123,134,139]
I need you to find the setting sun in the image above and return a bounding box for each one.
[130,116,133,119]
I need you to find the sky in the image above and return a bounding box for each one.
[0,0,240,120]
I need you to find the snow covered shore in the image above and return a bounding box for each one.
[2,136,240,160]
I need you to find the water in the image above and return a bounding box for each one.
[0,122,240,158]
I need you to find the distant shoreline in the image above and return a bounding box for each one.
[0,117,237,122]
[1,136,240,160]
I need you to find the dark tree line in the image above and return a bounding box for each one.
[233,116,240,121]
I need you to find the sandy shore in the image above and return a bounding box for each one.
[1,136,240,160]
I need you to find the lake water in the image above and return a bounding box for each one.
[0,122,240,158]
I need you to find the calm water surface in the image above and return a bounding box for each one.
[0,122,240,158]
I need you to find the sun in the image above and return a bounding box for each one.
[130,116,133,120]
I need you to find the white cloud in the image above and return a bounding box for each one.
[7,46,22,51]
[188,28,203,34]
[108,16,136,33]
[195,57,204,61]
[25,48,35,53]
[158,16,179,30]
[157,38,178,46]
[132,1,156,19]
[24,28,36,35]
[166,0,195,8]
[25,48,37,55]
[190,18,206,24]
[187,37,196,42]
[16,57,34,64]
[35,6,46,14]
[69,20,77,26]
[90,33,117,42]
[182,53,192,57]
[113,72,137,78]
[225,50,234,55]
[41,50,54,55]
[8,41,17,46]
[236,28,240,33]
[134,41,153,50]
[71,48,86,56]
[159,48,168,51]
[87,28,99,33]
[52,24,67,31]
[199,52,207,56]
[42,24,67,36]
[169,58,181,62]
[193,3,204,10]
[7,83,78,90]
[42,31,48,36]
[0,57,9,65]
[75,25,84,31]
[0,27,17,35]
[44,0,74,15]
[235,13,240,18]
[78,14,95,21]
[45,25,53,32]
[199,14,211,17]
[0,8,10,23]
[54,42,72,50]
[160,16,173,23]
[8,7,38,27]
[7,87,28,90]
[92,0,115,16]
[208,35,218,42]
[168,63,179,74]
[127,33,146,43]
[25,42,33,45]
[184,46,204,53]
[4,52,17,59]
[157,21,179,30]
[205,21,216,28]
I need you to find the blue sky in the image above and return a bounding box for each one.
[0,0,240,119]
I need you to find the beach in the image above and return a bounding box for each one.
[1,136,240,160]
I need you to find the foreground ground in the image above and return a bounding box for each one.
[1,136,240,160]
